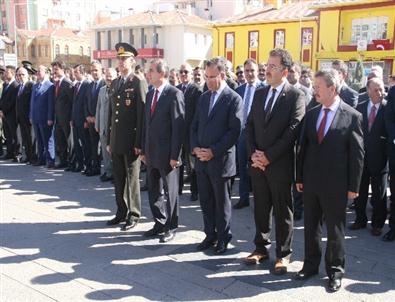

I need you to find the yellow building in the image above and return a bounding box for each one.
[212,1,319,69]
[314,0,395,81]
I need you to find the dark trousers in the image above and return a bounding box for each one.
[196,169,232,242]
[147,165,179,231]
[292,183,304,215]
[179,146,198,195]
[55,122,70,164]
[17,117,33,161]
[73,125,91,168]
[34,123,54,164]
[112,153,141,220]
[354,167,388,228]
[3,115,17,157]
[88,123,100,171]
[388,148,395,230]
[237,130,251,202]
[250,168,293,259]
[303,188,347,278]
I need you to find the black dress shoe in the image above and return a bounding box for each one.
[72,165,83,172]
[100,174,113,182]
[294,211,303,221]
[20,158,30,164]
[328,277,342,292]
[55,162,68,169]
[46,162,55,169]
[348,222,367,230]
[196,237,217,251]
[106,216,125,226]
[382,229,395,242]
[12,157,18,162]
[144,226,164,237]
[233,199,249,209]
[32,161,45,166]
[294,269,319,280]
[121,219,138,231]
[160,230,176,243]
[215,237,231,254]
[86,169,101,176]
[140,185,148,192]
[190,193,198,202]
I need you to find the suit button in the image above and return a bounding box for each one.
[115,111,119,115]
[116,103,120,107]
[117,96,120,99]
[115,119,119,123]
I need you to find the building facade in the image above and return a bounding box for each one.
[92,10,212,69]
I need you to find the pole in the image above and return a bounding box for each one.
[13,2,18,66]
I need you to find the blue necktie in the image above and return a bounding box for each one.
[208,91,217,116]
[243,84,252,126]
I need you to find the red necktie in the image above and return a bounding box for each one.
[55,80,60,97]
[150,89,159,117]
[317,108,330,144]
[368,105,377,131]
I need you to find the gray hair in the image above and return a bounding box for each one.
[367,77,384,89]
[315,69,341,93]
[206,57,227,73]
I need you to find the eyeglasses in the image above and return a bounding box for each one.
[266,64,284,72]
[179,70,189,75]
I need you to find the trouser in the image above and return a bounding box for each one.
[55,122,71,164]
[88,123,100,171]
[237,130,251,202]
[17,117,33,161]
[34,123,54,164]
[100,134,112,176]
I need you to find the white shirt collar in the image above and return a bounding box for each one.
[323,96,341,112]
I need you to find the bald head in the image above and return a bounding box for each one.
[16,67,29,84]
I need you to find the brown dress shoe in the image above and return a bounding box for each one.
[244,251,269,265]
[371,228,382,236]
[273,258,289,275]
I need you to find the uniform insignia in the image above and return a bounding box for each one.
[125,99,131,106]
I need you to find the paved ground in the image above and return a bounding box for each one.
[1,160,395,302]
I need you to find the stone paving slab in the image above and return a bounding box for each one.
[1,160,395,301]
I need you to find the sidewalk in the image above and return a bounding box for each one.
[1,160,394,302]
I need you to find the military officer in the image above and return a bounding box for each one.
[106,42,147,231]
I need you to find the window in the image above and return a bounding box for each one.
[79,46,83,56]
[97,31,101,50]
[38,45,42,57]
[204,35,207,45]
[274,29,285,48]
[31,45,36,57]
[87,47,91,55]
[225,32,234,49]
[107,31,111,49]
[249,31,258,48]
[65,45,69,55]
[55,44,60,56]
[351,16,388,44]
[118,29,122,42]
[195,33,198,44]
[45,45,49,57]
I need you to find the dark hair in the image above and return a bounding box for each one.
[205,57,227,72]
[244,58,258,67]
[332,59,348,75]
[151,58,169,74]
[269,48,293,70]
[290,62,302,74]
[51,60,66,70]
[73,64,85,73]
[5,65,16,71]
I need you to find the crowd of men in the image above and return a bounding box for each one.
[1,42,395,293]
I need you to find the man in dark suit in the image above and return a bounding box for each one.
[350,78,388,236]
[15,67,34,163]
[85,60,105,176]
[332,60,358,108]
[295,69,364,291]
[106,43,146,232]
[30,65,55,167]
[0,66,19,161]
[245,49,305,274]
[176,62,202,201]
[70,64,91,173]
[51,60,74,169]
[141,58,185,243]
[190,57,242,254]
[233,58,265,210]
[384,84,395,242]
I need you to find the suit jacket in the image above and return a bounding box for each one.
[384,86,395,142]
[54,77,74,125]
[107,74,146,156]
[0,80,19,118]
[235,81,266,99]
[16,81,33,121]
[358,91,369,105]
[71,79,91,127]
[246,83,306,183]
[356,100,388,175]
[339,84,358,108]
[190,85,242,178]
[95,85,110,136]
[30,80,54,124]
[85,78,106,118]
[176,82,202,146]
[142,83,185,170]
[296,100,364,194]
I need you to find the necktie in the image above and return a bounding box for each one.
[35,83,41,96]
[317,108,330,144]
[150,89,159,117]
[208,91,217,116]
[368,105,377,131]
[55,80,60,97]
[92,81,97,95]
[243,84,253,126]
[18,84,24,97]
[75,82,80,95]
[264,88,277,122]
[181,84,187,94]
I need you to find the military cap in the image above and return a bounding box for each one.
[115,42,138,57]
[22,60,37,74]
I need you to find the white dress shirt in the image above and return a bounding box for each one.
[316,96,341,136]
[264,80,286,111]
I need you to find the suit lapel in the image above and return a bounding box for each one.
[362,101,369,134]
[150,84,168,122]
[265,84,288,124]
[207,87,226,121]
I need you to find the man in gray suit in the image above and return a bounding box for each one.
[141,58,185,243]
[95,68,117,182]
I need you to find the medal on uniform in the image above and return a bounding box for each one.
[125,88,134,106]
[125,99,131,106]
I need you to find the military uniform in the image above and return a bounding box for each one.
[107,44,147,228]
